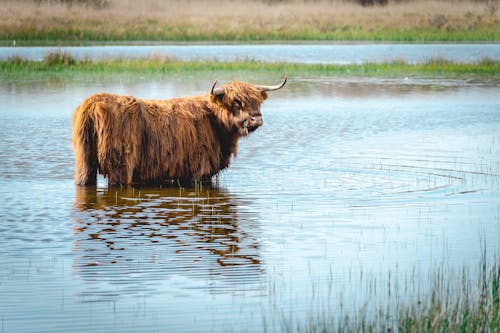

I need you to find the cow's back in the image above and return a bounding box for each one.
[137,96,226,181]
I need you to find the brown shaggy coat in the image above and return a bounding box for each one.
[72,81,268,186]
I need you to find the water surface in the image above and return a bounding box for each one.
[2,43,499,63]
[0,75,499,332]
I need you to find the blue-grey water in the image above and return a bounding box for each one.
[1,43,500,63]
[0,72,499,332]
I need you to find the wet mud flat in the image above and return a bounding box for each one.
[0,76,499,332]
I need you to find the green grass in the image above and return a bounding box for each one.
[1,13,499,44]
[1,51,499,80]
[3,24,499,45]
[274,254,499,333]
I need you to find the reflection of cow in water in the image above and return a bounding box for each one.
[73,186,262,297]
[72,78,286,186]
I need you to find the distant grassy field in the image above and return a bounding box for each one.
[1,51,499,81]
[1,0,499,44]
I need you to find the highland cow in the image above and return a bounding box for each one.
[72,78,286,186]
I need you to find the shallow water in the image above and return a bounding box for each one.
[0,75,499,332]
[2,43,500,63]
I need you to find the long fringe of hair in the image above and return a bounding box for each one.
[72,81,266,186]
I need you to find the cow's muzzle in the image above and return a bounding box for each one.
[246,116,263,132]
[240,116,263,136]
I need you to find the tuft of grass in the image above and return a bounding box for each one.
[42,50,76,66]
[391,265,499,333]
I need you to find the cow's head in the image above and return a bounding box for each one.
[210,78,287,136]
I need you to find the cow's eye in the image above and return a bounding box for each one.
[232,100,242,112]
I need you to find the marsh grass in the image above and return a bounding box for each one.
[1,0,499,43]
[42,49,75,65]
[1,51,499,80]
[272,253,499,333]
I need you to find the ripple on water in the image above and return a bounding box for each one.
[0,78,499,333]
[71,186,264,299]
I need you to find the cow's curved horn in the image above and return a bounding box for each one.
[210,80,225,96]
[255,77,287,92]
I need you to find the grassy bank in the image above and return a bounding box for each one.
[1,52,499,81]
[1,0,499,44]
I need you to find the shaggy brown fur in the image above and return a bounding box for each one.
[72,80,270,186]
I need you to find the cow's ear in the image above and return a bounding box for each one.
[210,80,225,106]
[210,94,224,107]
[260,91,268,101]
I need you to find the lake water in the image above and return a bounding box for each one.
[0,73,499,332]
[2,43,500,64]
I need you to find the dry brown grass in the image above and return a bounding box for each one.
[1,0,489,22]
[1,0,498,42]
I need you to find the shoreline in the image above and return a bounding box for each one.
[2,54,499,80]
[2,40,500,47]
